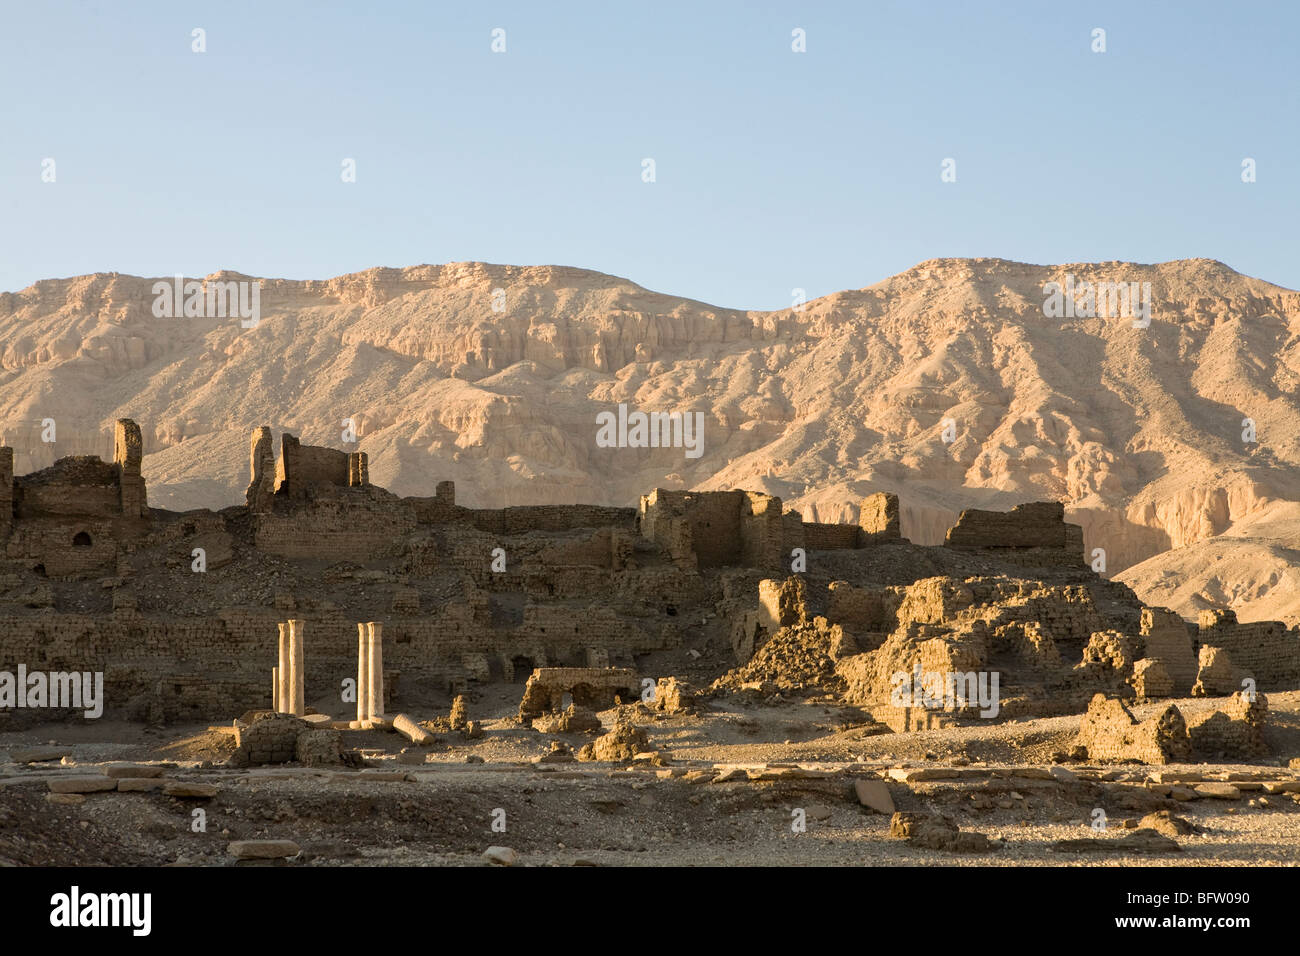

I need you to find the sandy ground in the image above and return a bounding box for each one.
[2,686,1298,867]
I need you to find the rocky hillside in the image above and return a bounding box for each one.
[2,258,1298,622]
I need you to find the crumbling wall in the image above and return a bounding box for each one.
[1196,609,1300,688]
[113,419,147,517]
[802,522,861,550]
[639,489,783,570]
[518,667,640,722]
[1140,607,1197,695]
[944,501,1083,565]
[273,432,367,498]
[1074,694,1191,764]
[859,492,901,543]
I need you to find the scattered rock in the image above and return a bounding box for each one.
[228,840,300,860]
[483,846,518,866]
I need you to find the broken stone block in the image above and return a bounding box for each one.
[47,777,117,794]
[116,778,167,792]
[853,778,896,815]
[8,747,69,763]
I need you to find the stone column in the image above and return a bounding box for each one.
[277,623,290,714]
[366,621,384,719]
[357,622,370,722]
[289,618,305,717]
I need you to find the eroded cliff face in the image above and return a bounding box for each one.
[2,257,1298,620]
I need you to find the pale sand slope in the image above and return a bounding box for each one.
[1,258,1298,622]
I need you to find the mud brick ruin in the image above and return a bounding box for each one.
[2,419,1298,755]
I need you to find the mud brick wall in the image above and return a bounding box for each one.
[826,581,893,636]
[1196,609,1300,688]
[254,500,417,561]
[275,433,351,496]
[802,522,861,551]
[1140,607,1197,694]
[15,458,121,518]
[0,447,11,538]
[469,505,636,536]
[6,518,120,577]
[944,502,1082,564]
[740,492,784,569]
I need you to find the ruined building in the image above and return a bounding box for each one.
[1,420,1297,728]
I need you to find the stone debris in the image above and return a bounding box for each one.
[116,778,167,792]
[1052,829,1182,854]
[228,840,300,860]
[45,792,86,805]
[578,717,653,762]
[163,782,219,798]
[533,704,603,735]
[1139,811,1201,837]
[888,812,996,853]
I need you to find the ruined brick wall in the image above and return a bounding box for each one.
[15,457,121,518]
[274,433,351,497]
[802,522,860,550]
[859,492,901,543]
[470,505,637,537]
[739,492,784,569]
[253,492,418,561]
[1196,609,1300,688]
[0,446,12,538]
[944,501,1082,564]
[1140,607,1197,694]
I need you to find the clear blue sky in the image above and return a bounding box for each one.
[2,0,1296,308]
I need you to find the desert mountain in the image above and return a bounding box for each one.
[2,257,1298,622]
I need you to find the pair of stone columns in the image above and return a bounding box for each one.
[272,620,306,717]
[356,622,384,721]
